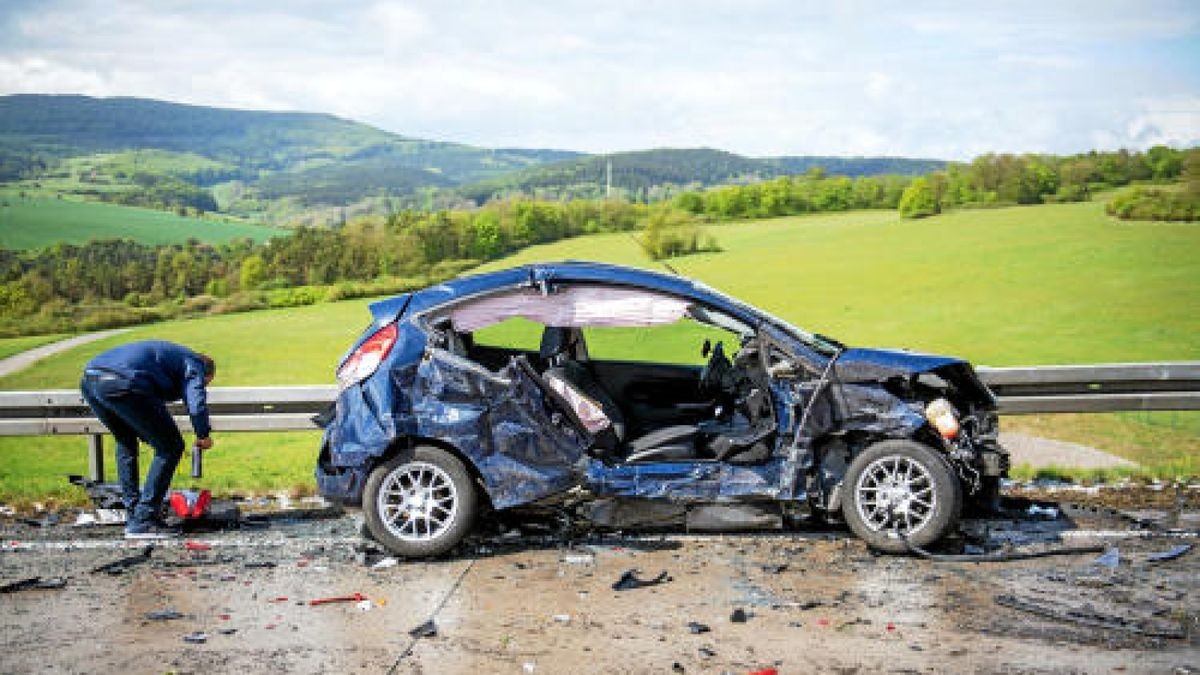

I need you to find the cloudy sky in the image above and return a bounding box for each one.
[1,0,1198,159]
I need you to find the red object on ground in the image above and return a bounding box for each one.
[886,622,897,631]
[748,669,778,675]
[169,489,212,518]
[184,540,211,551]
[308,593,368,606]
[270,597,289,603]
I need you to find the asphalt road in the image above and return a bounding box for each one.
[1,504,1197,674]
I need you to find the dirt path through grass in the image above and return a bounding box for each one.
[0,328,129,379]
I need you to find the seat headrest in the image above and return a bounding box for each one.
[539,326,575,360]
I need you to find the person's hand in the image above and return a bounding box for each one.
[195,437,214,450]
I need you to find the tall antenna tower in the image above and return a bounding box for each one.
[605,156,612,199]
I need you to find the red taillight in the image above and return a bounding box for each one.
[337,323,398,391]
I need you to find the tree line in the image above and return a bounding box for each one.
[3,146,1196,336]
[898,146,1197,218]
[0,199,658,335]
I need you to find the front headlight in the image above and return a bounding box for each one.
[925,398,961,439]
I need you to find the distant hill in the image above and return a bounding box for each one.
[458,148,944,202]
[0,94,944,224]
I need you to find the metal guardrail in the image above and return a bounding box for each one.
[0,363,1196,481]
[978,362,1200,413]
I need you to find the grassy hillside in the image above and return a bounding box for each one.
[0,195,282,249]
[1,200,1196,502]
[458,148,943,203]
[0,94,580,212]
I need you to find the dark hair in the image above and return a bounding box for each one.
[199,354,216,379]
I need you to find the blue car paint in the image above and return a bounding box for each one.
[318,261,987,510]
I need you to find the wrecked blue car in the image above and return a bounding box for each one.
[317,262,1008,556]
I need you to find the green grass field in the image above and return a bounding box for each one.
[1,200,1196,503]
[0,196,282,249]
[0,333,66,361]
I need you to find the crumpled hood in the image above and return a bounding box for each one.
[833,347,966,382]
[833,347,996,407]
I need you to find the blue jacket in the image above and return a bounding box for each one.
[86,340,212,438]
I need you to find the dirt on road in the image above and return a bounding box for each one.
[2,494,1198,674]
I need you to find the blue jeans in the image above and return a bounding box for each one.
[80,371,184,527]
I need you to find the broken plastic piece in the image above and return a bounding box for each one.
[698,647,716,659]
[92,545,153,575]
[309,592,368,606]
[686,621,711,634]
[182,631,207,644]
[1026,504,1059,519]
[356,599,373,612]
[371,557,399,569]
[408,619,437,638]
[144,609,184,621]
[184,540,211,552]
[1,576,68,593]
[1146,544,1193,563]
[730,608,749,623]
[1093,547,1120,570]
[611,568,671,591]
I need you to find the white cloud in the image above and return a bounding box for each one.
[1124,96,1200,148]
[0,1,1196,158]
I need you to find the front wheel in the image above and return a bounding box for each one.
[363,446,478,558]
[840,440,961,554]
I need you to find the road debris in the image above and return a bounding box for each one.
[611,568,671,591]
[182,631,208,644]
[994,593,1185,639]
[1093,547,1121,570]
[686,621,711,634]
[184,540,212,552]
[309,592,367,606]
[1146,544,1193,563]
[371,557,399,569]
[730,608,749,623]
[91,545,153,575]
[408,619,438,638]
[144,609,184,621]
[1,576,68,593]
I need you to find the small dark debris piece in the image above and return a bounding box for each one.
[183,631,208,644]
[408,619,438,638]
[243,561,277,569]
[1146,544,1193,563]
[145,609,184,621]
[218,628,237,635]
[787,621,804,628]
[1,576,68,593]
[672,663,685,673]
[612,568,671,591]
[698,647,717,659]
[798,600,823,610]
[92,545,153,575]
[19,514,59,528]
[730,608,749,623]
[760,563,788,575]
[686,621,711,634]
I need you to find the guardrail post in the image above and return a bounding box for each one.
[87,434,104,482]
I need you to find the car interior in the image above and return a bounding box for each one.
[424,285,778,466]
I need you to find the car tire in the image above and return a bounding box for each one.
[363,446,478,558]
[840,439,961,554]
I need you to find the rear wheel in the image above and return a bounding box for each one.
[363,446,478,558]
[840,440,961,553]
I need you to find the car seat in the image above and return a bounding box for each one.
[539,326,699,462]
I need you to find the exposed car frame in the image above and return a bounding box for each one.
[316,262,1008,556]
